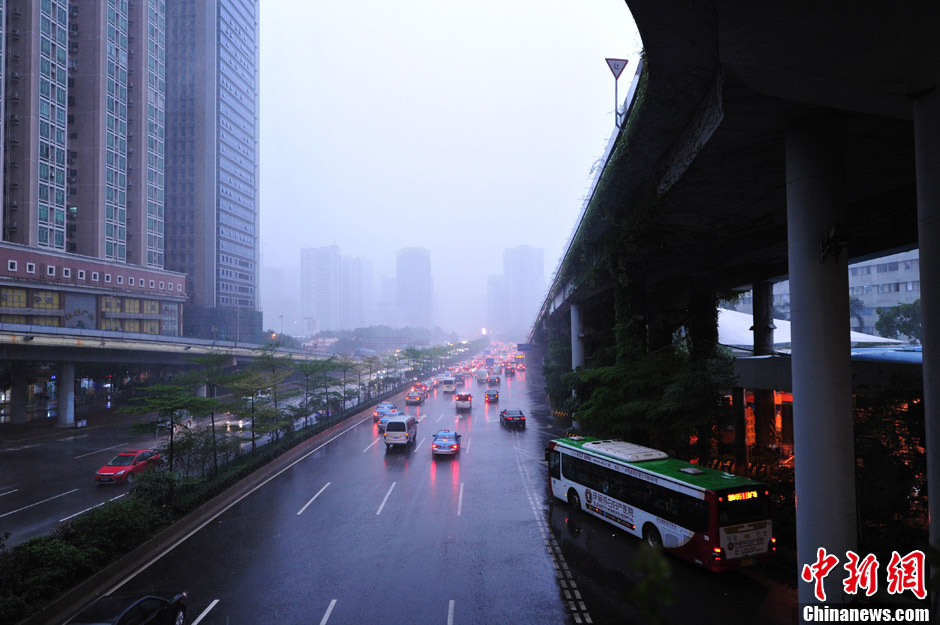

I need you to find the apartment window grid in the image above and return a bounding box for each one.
[104,0,130,262]
[215,0,259,310]
[145,0,167,269]
[37,0,70,251]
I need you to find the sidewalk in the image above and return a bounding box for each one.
[0,401,156,444]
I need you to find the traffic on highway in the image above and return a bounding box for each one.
[2,346,796,624]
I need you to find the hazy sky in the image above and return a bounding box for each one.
[258,0,642,332]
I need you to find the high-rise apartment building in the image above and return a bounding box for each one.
[341,255,373,330]
[300,246,342,334]
[396,247,432,329]
[164,0,261,342]
[502,245,544,337]
[486,274,505,334]
[0,0,185,336]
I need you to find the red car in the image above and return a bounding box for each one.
[95,449,162,484]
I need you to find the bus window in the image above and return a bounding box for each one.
[549,450,560,480]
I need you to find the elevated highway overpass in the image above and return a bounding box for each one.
[531,1,939,610]
[0,323,324,429]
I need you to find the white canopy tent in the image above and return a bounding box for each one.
[717,308,902,349]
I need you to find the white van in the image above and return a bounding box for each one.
[440,377,457,393]
[384,415,417,449]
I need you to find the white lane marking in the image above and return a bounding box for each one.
[191,599,220,624]
[297,482,331,516]
[105,411,376,595]
[436,413,443,423]
[60,492,127,522]
[0,443,43,453]
[457,482,464,516]
[464,437,471,454]
[417,414,426,423]
[376,482,396,515]
[319,599,337,625]
[0,488,80,519]
[413,437,426,453]
[447,599,455,625]
[0,489,19,497]
[362,438,380,453]
[74,443,129,459]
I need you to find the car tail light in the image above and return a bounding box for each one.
[712,547,725,561]
[450,444,458,449]
[432,444,439,449]
[770,537,777,552]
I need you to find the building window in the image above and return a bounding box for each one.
[117,276,124,285]
[92,272,99,282]
[129,277,135,286]
[32,291,60,309]
[177,283,182,292]
[105,274,112,283]
[78,270,86,280]
[149,280,155,288]
[26,263,36,274]
[62,268,71,278]
[7,261,17,272]
[46,265,56,277]
[159,281,165,290]
[1,288,27,308]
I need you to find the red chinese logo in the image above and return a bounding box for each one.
[802,548,926,601]
[801,547,840,601]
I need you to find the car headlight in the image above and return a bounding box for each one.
[116,470,126,475]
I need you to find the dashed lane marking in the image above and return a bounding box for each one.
[190,599,219,625]
[60,492,126,522]
[297,482,330,516]
[319,599,337,625]
[376,482,396,515]
[0,488,80,519]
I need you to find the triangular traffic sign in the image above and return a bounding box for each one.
[605,58,628,79]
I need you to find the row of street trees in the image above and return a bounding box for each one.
[128,341,479,481]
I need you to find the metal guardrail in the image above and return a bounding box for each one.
[0,321,324,360]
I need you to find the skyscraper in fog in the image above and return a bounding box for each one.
[502,245,544,336]
[164,0,261,341]
[301,246,341,333]
[396,247,432,328]
[342,255,373,330]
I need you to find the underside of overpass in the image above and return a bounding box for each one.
[533,1,940,611]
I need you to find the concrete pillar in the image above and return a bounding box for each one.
[56,362,76,427]
[913,88,940,591]
[570,303,584,369]
[752,281,775,355]
[10,366,29,424]
[786,116,856,608]
[752,281,778,450]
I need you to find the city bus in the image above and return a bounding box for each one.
[547,436,774,572]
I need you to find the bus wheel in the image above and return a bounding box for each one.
[567,489,581,512]
[643,525,663,549]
